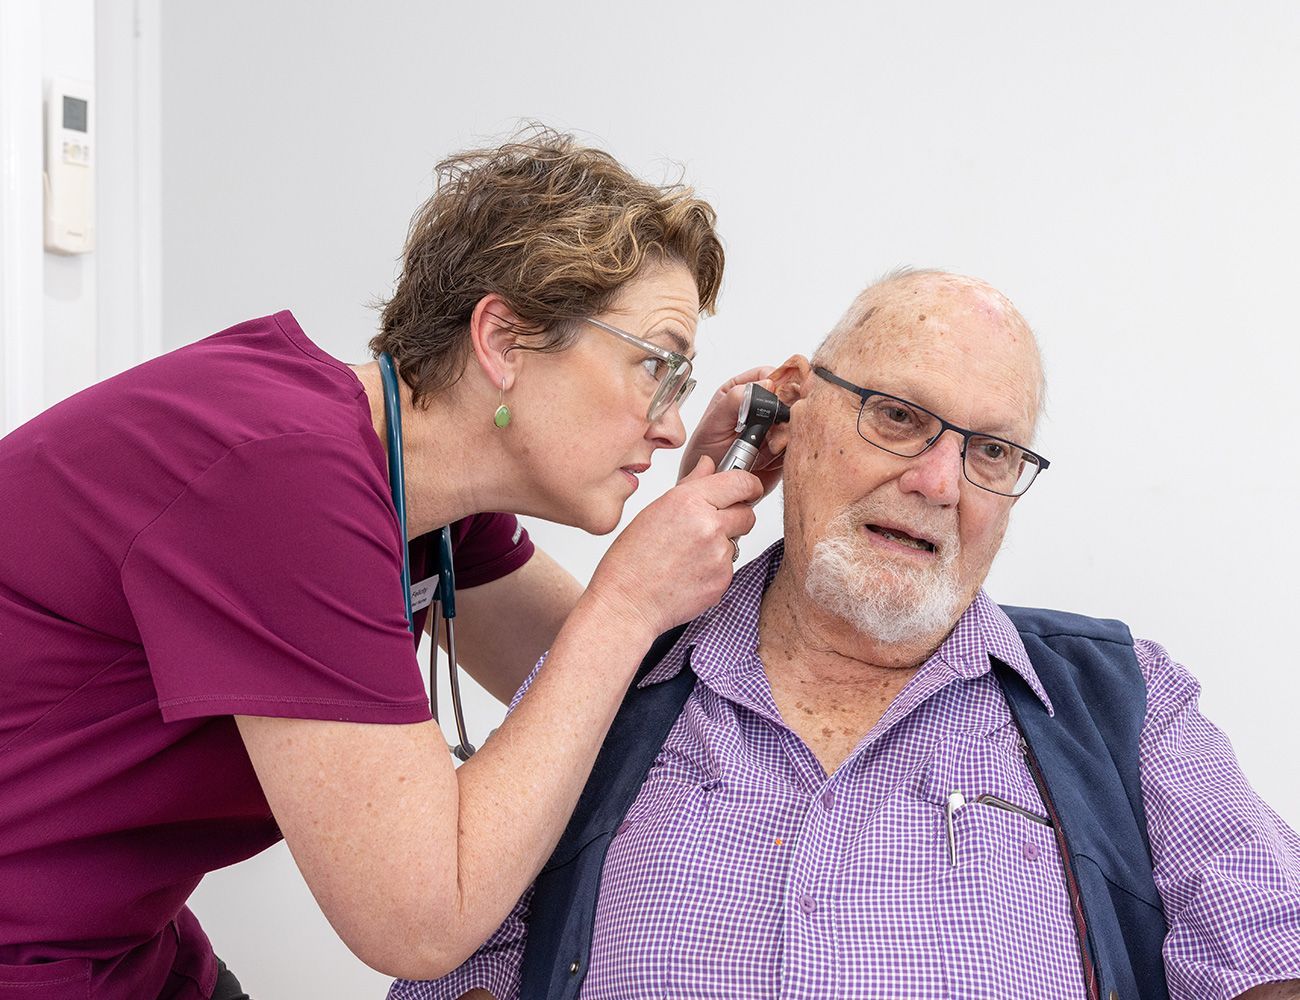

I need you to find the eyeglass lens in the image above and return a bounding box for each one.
[648,363,695,421]
[857,394,1040,496]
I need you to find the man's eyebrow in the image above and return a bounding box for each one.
[876,381,1028,441]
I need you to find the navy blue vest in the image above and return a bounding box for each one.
[520,607,1170,1000]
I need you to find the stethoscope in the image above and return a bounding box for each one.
[377,352,476,761]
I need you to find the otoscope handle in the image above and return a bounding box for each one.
[717,438,760,473]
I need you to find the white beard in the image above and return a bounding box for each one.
[804,502,965,644]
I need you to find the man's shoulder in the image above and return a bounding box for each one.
[998,604,1135,647]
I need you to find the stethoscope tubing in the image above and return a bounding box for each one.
[377,353,475,760]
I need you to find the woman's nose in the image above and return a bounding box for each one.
[649,403,688,449]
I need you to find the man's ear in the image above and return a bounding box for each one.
[467,294,529,392]
[762,354,812,456]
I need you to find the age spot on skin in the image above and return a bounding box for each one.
[918,314,927,322]
[821,725,835,739]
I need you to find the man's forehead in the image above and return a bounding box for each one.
[821,273,1044,430]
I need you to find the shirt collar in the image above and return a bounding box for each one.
[930,588,1055,715]
[638,539,782,689]
[638,537,1054,716]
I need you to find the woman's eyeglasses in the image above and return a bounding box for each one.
[585,318,696,422]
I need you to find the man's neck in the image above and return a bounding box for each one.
[757,561,946,681]
[755,559,949,774]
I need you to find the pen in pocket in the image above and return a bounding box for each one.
[943,791,1053,868]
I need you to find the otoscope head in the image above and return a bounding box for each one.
[716,383,792,474]
[733,383,791,436]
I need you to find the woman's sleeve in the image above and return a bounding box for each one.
[121,432,432,724]
[449,512,535,590]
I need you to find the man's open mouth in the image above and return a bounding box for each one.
[866,524,936,553]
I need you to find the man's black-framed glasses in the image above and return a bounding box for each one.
[813,366,1050,497]
[585,318,696,422]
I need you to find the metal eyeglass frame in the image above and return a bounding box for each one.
[584,317,696,422]
[812,366,1050,497]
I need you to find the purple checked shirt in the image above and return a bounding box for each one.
[391,540,1300,1000]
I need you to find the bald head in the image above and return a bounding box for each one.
[815,269,1045,433]
[773,269,1048,658]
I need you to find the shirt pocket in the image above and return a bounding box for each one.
[917,730,1090,998]
[918,728,1056,865]
[0,957,91,1000]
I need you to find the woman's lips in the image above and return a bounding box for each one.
[620,463,650,491]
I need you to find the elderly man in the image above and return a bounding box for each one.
[392,271,1300,1000]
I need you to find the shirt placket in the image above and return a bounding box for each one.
[698,659,844,998]
[780,765,844,999]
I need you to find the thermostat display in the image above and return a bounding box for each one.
[44,78,94,254]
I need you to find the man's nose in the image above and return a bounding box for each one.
[898,430,963,506]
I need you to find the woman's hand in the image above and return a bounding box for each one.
[678,367,786,497]
[584,457,762,643]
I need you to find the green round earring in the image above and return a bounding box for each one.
[493,378,511,428]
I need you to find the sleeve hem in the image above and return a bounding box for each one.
[159,695,433,724]
[454,537,535,590]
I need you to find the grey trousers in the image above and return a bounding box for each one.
[211,958,252,1000]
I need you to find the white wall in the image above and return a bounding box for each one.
[0,0,96,431]
[94,0,163,379]
[158,2,1300,996]
[40,0,98,404]
[0,0,46,431]
[0,0,161,431]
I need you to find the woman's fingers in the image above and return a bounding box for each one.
[711,366,775,397]
[585,468,763,639]
[679,367,780,482]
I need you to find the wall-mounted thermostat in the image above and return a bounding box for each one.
[44,77,95,255]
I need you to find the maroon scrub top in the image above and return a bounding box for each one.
[0,312,534,999]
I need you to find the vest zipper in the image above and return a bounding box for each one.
[1020,736,1102,1000]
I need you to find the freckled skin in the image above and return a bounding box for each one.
[757,272,1044,776]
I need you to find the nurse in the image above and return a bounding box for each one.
[0,129,774,1000]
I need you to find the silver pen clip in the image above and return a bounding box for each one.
[945,791,966,868]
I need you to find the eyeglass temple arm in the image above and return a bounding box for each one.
[586,318,686,363]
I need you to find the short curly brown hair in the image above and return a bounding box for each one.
[371,126,725,406]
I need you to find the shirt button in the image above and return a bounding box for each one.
[820,789,835,812]
[1022,842,1041,861]
[799,893,817,915]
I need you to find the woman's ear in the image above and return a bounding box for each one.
[761,354,812,456]
[467,294,528,392]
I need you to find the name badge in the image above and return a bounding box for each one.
[410,574,439,613]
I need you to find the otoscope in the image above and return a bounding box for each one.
[717,383,791,473]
